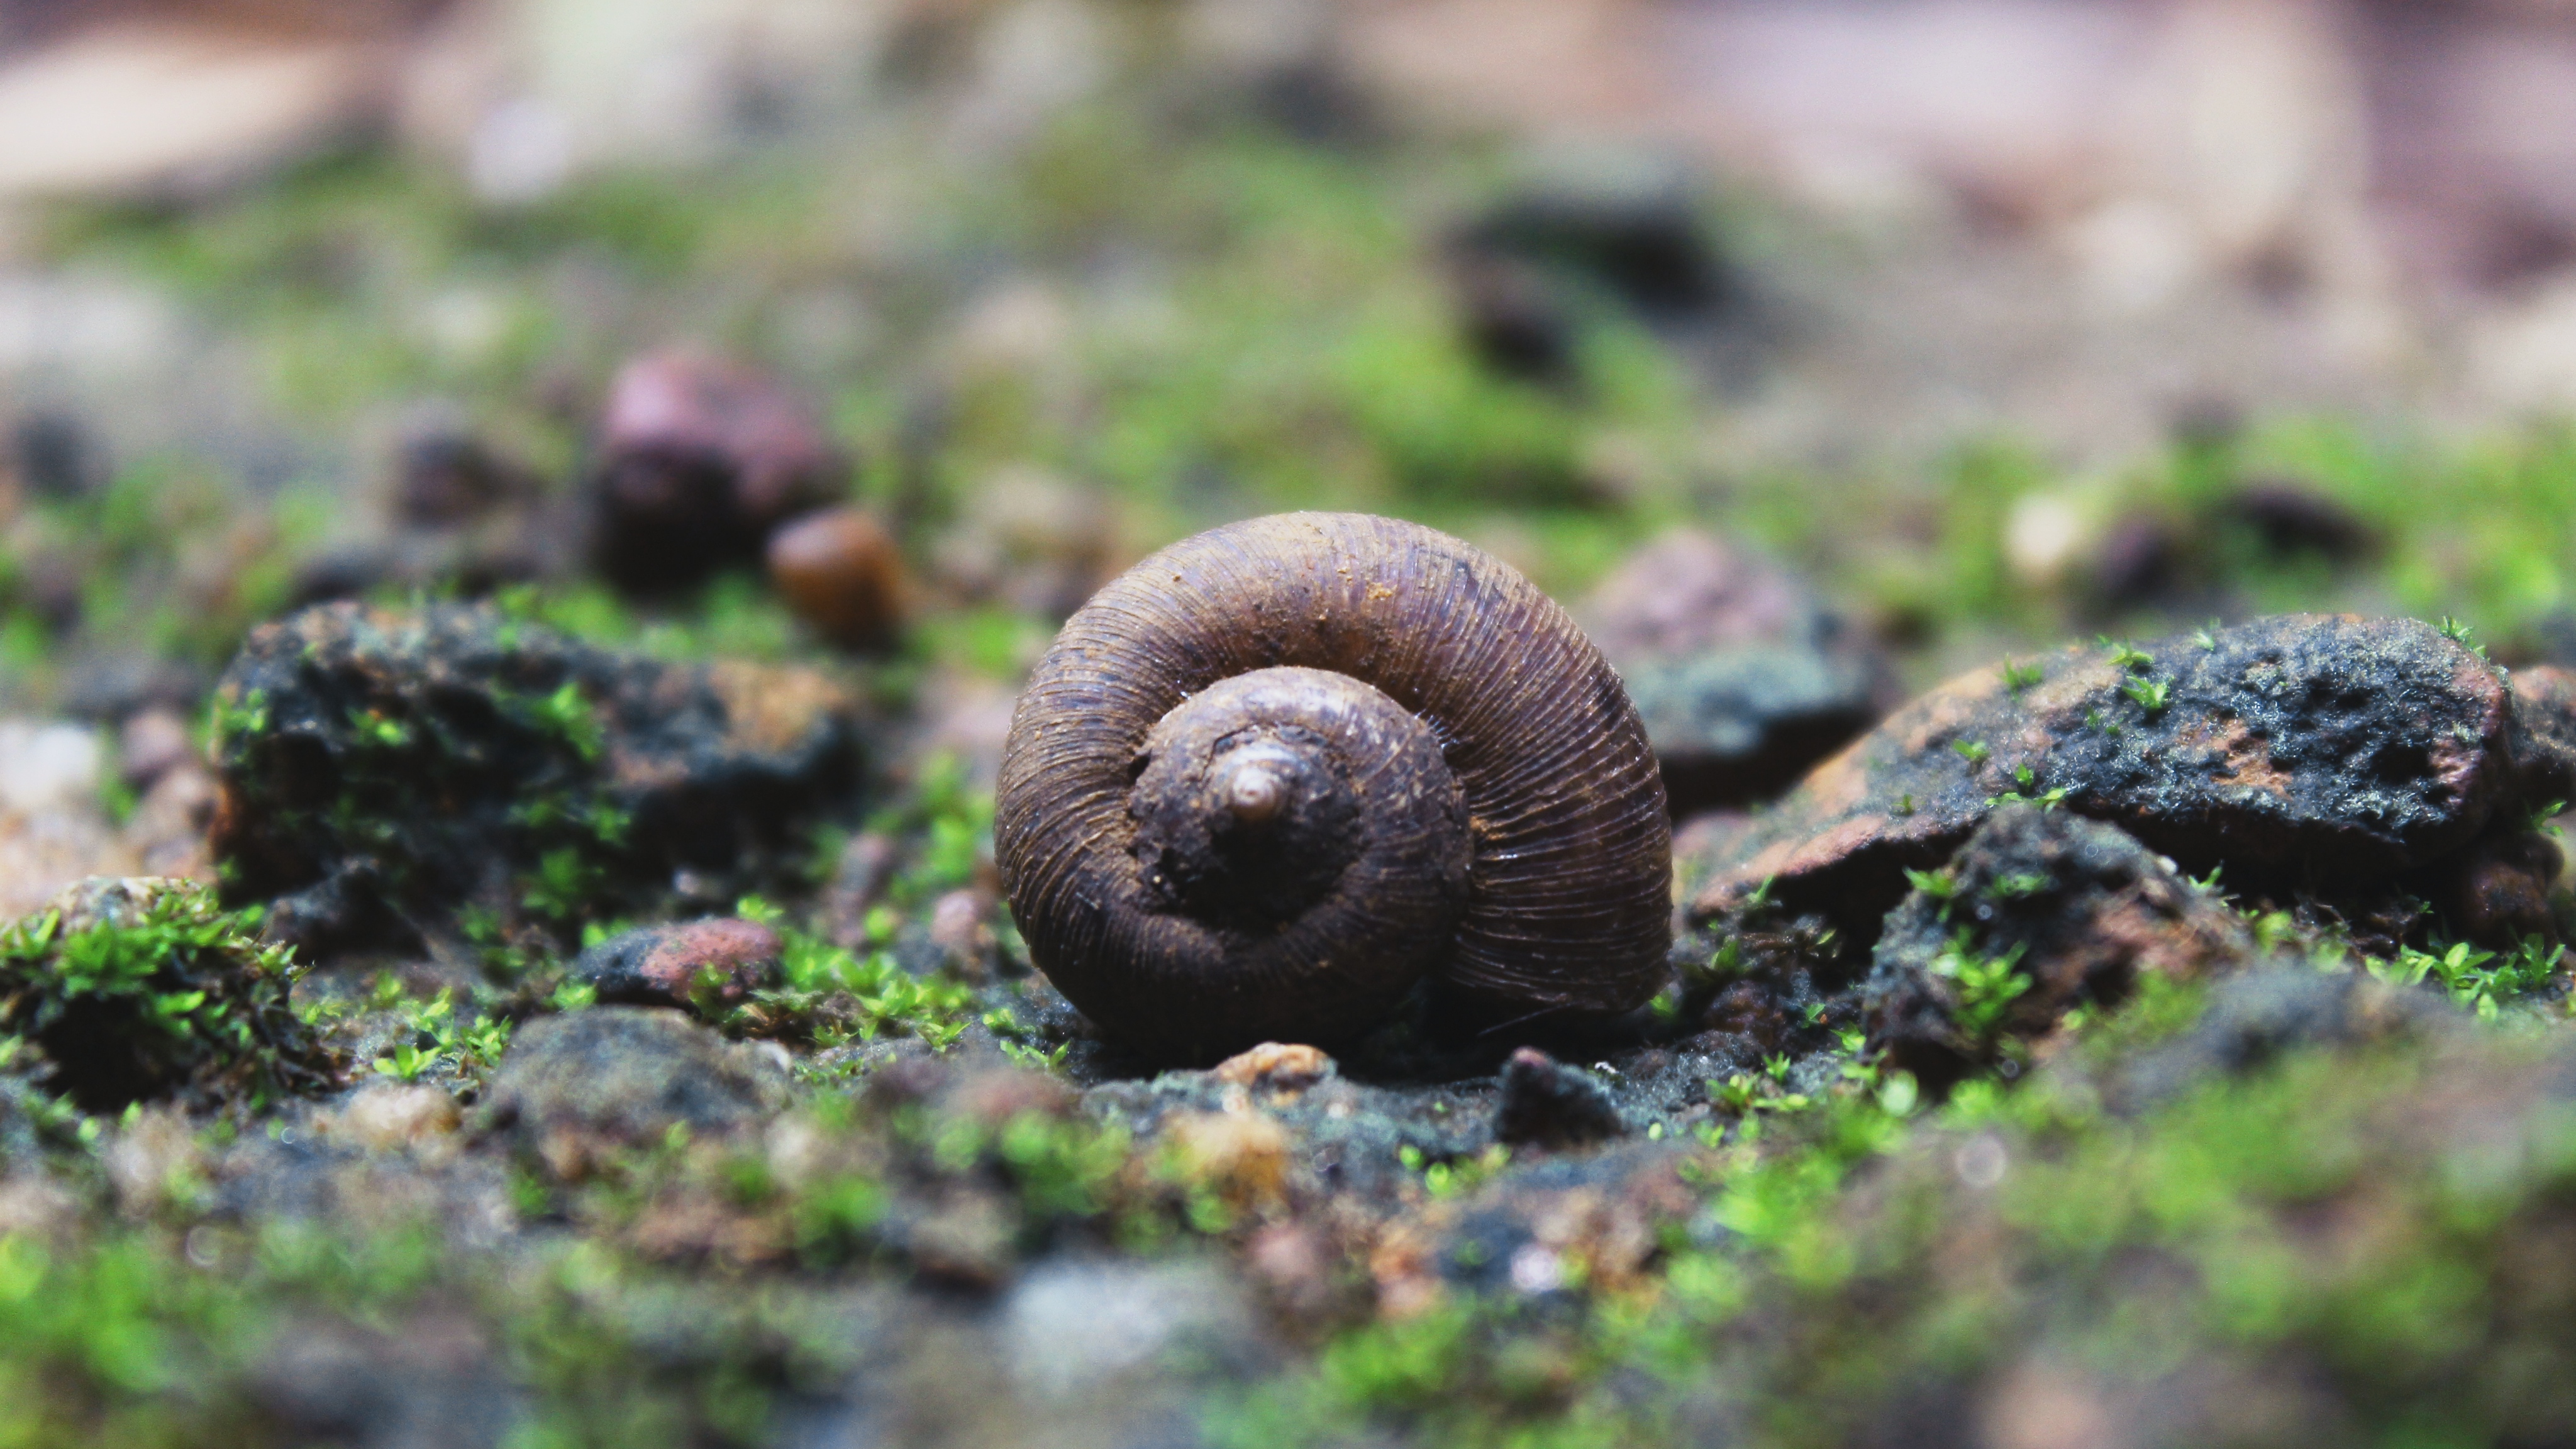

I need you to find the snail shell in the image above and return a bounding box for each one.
[995,512,1672,1060]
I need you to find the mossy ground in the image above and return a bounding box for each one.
[9,14,2576,1448]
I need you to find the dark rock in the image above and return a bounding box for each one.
[2219,477,2379,562]
[1694,616,2516,943]
[394,423,540,528]
[1584,530,1887,814]
[589,350,848,594]
[1492,1046,1626,1148]
[479,1007,791,1172]
[1865,806,2254,1087]
[210,601,862,953]
[2433,829,2563,946]
[8,409,102,499]
[570,918,784,1014]
[766,504,906,651]
[1445,160,1731,380]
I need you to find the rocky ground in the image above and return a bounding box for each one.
[10,3,2576,1448]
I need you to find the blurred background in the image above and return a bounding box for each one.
[7,0,2576,828]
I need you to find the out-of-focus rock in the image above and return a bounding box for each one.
[1865,806,2255,1087]
[569,918,784,1016]
[2436,829,2564,947]
[588,349,848,595]
[392,419,541,528]
[766,504,907,651]
[1492,1046,1626,1149]
[1444,157,1731,380]
[1695,616,2519,941]
[1583,529,1887,815]
[58,655,206,724]
[2218,476,2379,562]
[333,1081,463,1155]
[116,706,194,789]
[0,720,100,816]
[209,601,862,953]
[1001,1258,1264,1402]
[479,1007,791,1177]
[931,465,1123,621]
[6,410,103,500]
[0,22,379,202]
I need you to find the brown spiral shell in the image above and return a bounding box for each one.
[994,512,1672,1060]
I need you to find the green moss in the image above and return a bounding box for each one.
[0,879,341,1117]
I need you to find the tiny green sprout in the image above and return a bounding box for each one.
[735,896,784,926]
[1743,875,1778,913]
[2013,764,2035,788]
[2000,658,2044,694]
[549,980,597,1012]
[2101,638,2155,672]
[2121,677,2172,713]
[1986,871,2050,900]
[1764,1053,1792,1081]
[1951,739,1991,764]
[1893,792,1916,817]
[1903,866,1960,900]
[2524,799,2568,835]
[1802,1002,1827,1024]
[2084,707,2121,737]
[1835,1026,1867,1054]
[2437,616,2487,657]
[2190,863,2225,892]
[372,1042,435,1083]
[2193,619,2222,650]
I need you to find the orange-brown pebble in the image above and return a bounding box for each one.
[1212,1041,1336,1091]
[1159,1110,1292,1213]
[766,505,906,651]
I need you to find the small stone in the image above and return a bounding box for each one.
[1582,530,1887,815]
[1002,1259,1260,1401]
[569,918,784,1014]
[8,410,101,499]
[1865,806,2255,1088]
[335,1082,462,1153]
[1493,1046,1626,1149]
[925,888,996,977]
[766,505,906,651]
[2219,477,2378,562]
[589,349,847,594]
[0,720,101,816]
[1159,1110,1291,1213]
[116,707,193,789]
[479,1007,791,1175]
[393,421,540,528]
[1694,616,2516,941]
[2438,830,2563,947]
[1211,1041,1335,1091]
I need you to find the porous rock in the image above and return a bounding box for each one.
[479,1007,790,1172]
[1865,806,2254,1086]
[569,918,784,1014]
[211,601,861,952]
[1584,530,1886,814]
[1694,615,2515,941]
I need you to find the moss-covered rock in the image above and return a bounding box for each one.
[0,877,342,1115]
[208,601,863,955]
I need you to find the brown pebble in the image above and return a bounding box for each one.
[767,506,906,651]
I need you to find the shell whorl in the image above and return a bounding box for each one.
[994,511,1674,1059]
